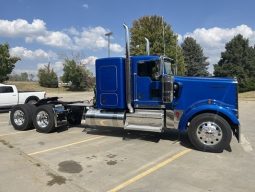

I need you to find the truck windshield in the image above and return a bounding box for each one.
[163,58,172,75]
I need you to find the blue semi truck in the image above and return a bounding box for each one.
[10,24,240,152]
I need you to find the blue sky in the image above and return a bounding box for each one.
[1,0,255,76]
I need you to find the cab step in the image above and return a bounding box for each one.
[124,109,164,132]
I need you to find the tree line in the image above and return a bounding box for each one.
[0,43,94,90]
[0,15,255,92]
[36,59,95,90]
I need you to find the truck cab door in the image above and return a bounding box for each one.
[0,86,17,107]
[133,59,162,108]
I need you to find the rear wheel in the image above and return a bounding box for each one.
[33,105,55,133]
[188,113,232,152]
[10,104,35,131]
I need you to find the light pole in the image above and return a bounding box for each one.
[105,32,113,57]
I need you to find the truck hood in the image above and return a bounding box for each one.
[173,76,238,111]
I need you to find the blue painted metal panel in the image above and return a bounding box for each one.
[96,57,126,109]
[178,101,240,131]
[172,76,239,130]
[131,56,162,108]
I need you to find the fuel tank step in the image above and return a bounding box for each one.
[124,109,164,132]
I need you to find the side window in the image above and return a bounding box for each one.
[0,86,14,93]
[138,60,160,80]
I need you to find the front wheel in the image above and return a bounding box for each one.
[188,113,232,153]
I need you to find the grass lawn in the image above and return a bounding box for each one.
[239,91,255,100]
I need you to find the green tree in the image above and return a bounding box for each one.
[130,15,185,75]
[0,43,20,82]
[181,37,209,76]
[214,34,255,92]
[38,63,58,88]
[62,59,94,90]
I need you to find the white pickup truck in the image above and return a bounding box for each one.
[0,84,46,109]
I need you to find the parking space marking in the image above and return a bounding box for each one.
[241,134,253,152]
[107,148,191,192]
[28,136,105,155]
[0,129,34,137]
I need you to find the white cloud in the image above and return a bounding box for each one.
[111,44,124,53]
[81,56,97,65]
[27,31,73,48]
[74,26,108,49]
[82,4,88,8]
[64,27,80,36]
[183,24,255,73]
[0,18,123,53]
[74,26,124,53]
[10,46,57,60]
[81,56,97,74]
[0,19,46,37]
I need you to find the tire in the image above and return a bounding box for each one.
[10,104,34,131]
[33,105,55,133]
[26,104,37,127]
[188,113,232,153]
[27,99,37,104]
[67,107,83,125]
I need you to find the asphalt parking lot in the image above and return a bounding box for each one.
[0,99,254,192]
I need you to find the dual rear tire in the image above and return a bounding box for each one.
[33,105,55,133]
[10,104,36,131]
[10,104,56,133]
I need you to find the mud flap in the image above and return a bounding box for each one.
[232,125,240,143]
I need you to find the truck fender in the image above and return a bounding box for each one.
[178,103,240,132]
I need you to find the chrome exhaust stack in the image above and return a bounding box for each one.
[123,24,134,113]
[144,37,150,55]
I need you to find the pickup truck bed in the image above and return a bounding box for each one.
[0,84,46,109]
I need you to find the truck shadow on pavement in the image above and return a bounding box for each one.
[84,126,194,150]
[83,127,232,153]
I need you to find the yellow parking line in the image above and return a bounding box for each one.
[0,129,34,137]
[107,148,192,192]
[28,136,105,155]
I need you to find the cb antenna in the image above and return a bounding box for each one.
[162,16,166,56]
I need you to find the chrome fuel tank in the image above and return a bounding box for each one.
[85,108,125,128]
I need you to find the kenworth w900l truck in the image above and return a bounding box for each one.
[10,24,240,152]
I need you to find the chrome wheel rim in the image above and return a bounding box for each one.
[36,111,49,128]
[196,121,223,146]
[13,110,25,126]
